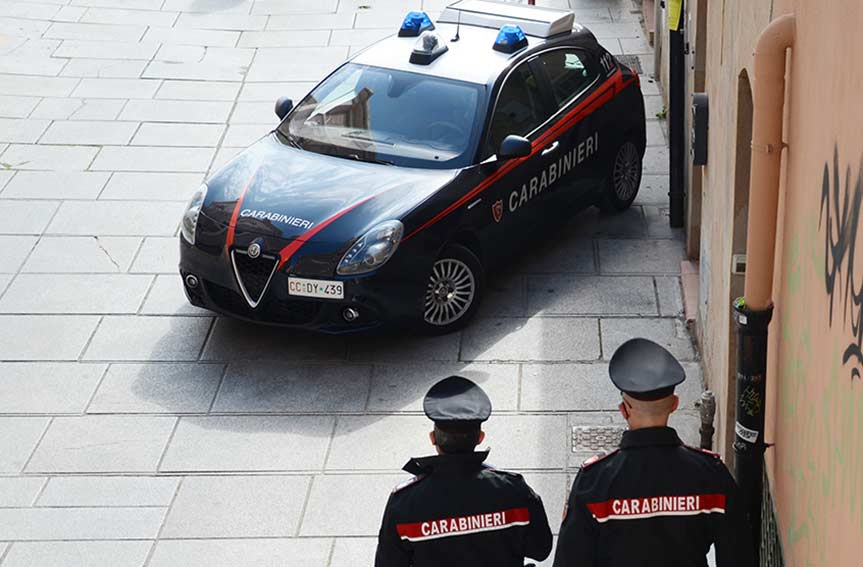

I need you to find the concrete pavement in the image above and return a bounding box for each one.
[0,0,695,565]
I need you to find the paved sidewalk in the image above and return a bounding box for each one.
[0,0,694,565]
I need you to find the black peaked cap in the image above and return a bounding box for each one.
[609,338,685,400]
[423,376,492,425]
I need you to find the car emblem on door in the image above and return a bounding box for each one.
[492,200,504,223]
[247,240,262,259]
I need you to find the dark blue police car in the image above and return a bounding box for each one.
[179,0,646,334]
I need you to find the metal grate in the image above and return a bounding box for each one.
[571,425,625,453]
[616,55,644,75]
[761,465,786,567]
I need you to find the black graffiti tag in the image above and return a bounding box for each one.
[819,147,863,380]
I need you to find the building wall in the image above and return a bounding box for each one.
[697,0,863,564]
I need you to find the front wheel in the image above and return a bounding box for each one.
[598,140,642,212]
[420,244,483,335]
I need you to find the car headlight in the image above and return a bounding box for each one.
[181,183,208,245]
[337,220,404,276]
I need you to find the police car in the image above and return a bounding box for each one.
[179,0,646,334]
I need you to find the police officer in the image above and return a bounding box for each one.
[375,376,553,567]
[554,338,753,567]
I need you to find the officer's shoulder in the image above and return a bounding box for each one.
[682,444,722,460]
[391,474,427,495]
[580,448,621,471]
[481,463,524,481]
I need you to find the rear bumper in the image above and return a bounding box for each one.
[178,237,428,334]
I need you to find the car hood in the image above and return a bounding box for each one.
[202,133,456,241]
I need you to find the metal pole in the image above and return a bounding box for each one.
[732,298,773,566]
[698,390,716,450]
[668,1,686,227]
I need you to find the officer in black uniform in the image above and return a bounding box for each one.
[375,376,553,567]
[554,338,753,567]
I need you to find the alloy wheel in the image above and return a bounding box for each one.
[423,258,476,326]
[613,141,641,202]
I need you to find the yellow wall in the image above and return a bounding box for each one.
[699,0,863,563]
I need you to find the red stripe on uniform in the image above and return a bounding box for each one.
[586,493,726,523]
[403,70,631,242]
[396,507,530,542]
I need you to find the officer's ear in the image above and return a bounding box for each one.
[670,395,680,413]
[477,430,486,445]
[429,430,437,447]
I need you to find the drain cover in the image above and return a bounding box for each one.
[616,55,644,75]
[571,425,625,453]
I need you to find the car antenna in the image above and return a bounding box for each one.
[452,10,461,42]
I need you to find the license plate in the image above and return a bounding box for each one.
[288,277,344,300]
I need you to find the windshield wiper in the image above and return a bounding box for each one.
[346,153,394,166]
[343,131,395,146]
[283,132,303,149]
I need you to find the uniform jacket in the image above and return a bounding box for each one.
[554,426,753,567]
[375,450,553,567]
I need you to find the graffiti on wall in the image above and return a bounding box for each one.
[820,147,863,380]
[779,146,863,565]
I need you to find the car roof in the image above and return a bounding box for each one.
[350,21,594,86]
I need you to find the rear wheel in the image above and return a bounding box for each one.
[598,139,642,212]
[420,245,483,334]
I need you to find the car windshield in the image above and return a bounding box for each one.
[278,63,485,169]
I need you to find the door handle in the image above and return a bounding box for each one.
[541,140,560,155]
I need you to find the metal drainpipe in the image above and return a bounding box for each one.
[732,14,795,565]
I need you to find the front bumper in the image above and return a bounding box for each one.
[179,236,428,334]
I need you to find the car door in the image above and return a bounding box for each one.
[470,57,559,263]
[531,47,606,210]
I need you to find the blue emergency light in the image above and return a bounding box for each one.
[493,24,528,53]
[399,11,435,37]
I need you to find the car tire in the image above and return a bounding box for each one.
[420,244,483,335]
[598,139,643,212]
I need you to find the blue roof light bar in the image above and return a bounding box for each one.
[492,24,528,53]
[399,11,435,37]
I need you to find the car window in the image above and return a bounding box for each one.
[488,63,547,154]
[280,64,485,169]
[535,49,599,109]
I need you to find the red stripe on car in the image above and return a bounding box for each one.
[224,165,262,254]
[276,195,377,269]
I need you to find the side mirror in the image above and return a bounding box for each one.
[498,135,532,159]
[275,96,294,120]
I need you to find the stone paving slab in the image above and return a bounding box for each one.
[148,538,333,567]
[26,415,177,473]
[0,362,105,413]
[0,507,167,540]
[1,541,153,567]
[0,315,100,360]
[82,315,213,361]
[0,477,45,508]
[160,475,310,538]
[213,362,371,413]
[462,317,601,361]
[160,415,335,472]
[0,417,51,473]
[87,362,224,414]
[37,475,179,507]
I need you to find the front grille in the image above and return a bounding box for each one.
[231,250,278,307]
[205,281,321,326]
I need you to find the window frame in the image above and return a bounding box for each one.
[532,47,603,111]
[481,46,604,160]
[482,55,558,159]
